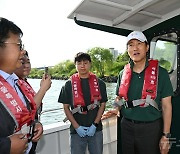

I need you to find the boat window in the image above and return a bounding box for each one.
[150,33,177,91]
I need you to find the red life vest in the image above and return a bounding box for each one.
[71,73,101,107]
[119,59,158,102]
[21,79,36,97]
[0,76,37,132]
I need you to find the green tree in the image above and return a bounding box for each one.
[116,51,129,62]
[53,60,75,77]
[87,47,113,77]
[29,47,130,80]
[153,41,176,72]
[108,51,129,76]
[29,68,44,78]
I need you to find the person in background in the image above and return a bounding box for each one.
[0,17,41,154]
[14,50,52,154]
[105,31,173,154]
[14,50,52,110]
[58,52,108,154]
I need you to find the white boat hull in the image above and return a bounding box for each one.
[36,116,117,154]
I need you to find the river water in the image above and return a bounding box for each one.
[28,79,117,125]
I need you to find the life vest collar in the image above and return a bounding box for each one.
[63,73,101,122]
[0,75,36,132]
[71,72,101,108]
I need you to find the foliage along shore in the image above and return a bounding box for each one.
[29,47,129,83]
[29,46,170,83]
[29,75,118,83]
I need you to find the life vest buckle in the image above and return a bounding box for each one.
[80,106,88,112]
[122,99,134,108]
[27,121,36,142]
[124,101,128,108]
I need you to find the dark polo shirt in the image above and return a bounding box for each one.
[116,60,173,121]
[58,77,108,134]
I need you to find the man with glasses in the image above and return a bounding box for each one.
[14,50,52,153]
[0,17,43,154]
[2,42,24,51]
[14,50,51,109]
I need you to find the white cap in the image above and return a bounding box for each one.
[127,31,147,44]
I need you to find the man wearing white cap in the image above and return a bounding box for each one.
[114,31,173,154]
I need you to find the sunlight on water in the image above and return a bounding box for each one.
[28,79,117,125]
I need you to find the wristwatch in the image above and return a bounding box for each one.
[162,132,171,138]
[93,122,99,127]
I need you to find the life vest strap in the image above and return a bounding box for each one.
[14,121,36,142]
[16,124,30,134]
[113,95,159,111]
[113,99,124,108]
[63,100,100,122]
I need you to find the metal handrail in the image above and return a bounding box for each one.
[39,107,64,121]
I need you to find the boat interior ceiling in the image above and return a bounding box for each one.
[68,0,180,37]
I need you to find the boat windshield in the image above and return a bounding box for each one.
[150,32,177,91]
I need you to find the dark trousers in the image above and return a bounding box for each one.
[29,142,37,154]
[121,117,163,154]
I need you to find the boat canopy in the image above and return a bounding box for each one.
[68,0,180,38]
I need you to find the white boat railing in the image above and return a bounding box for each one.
[38,107,64,121]
[36,108,117,154]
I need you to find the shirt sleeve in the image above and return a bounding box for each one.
[58,80,72,104]
[98,79,108,103]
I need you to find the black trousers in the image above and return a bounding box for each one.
[121,117,163,154]
[29,142,37,154]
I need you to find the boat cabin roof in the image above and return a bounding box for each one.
[68,0,180,39]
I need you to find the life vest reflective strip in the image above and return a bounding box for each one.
[0,76,36,132]
[118,59,158,108]
[71,72,101,107]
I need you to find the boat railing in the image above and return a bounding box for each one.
[38,107,64,121]
[37,107,117,154]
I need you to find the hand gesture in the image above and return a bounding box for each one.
[40,74,52,92]
[101,109,120,120]
[75,126,89,137]
[86,124,96,137]
[9,134,28,154]
[31,122,43,142]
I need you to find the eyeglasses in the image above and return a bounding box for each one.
[1,42,24,51]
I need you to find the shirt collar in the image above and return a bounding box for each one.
[9,73,19,82]
[129,57,149,69]
[0,70,11,80]
[0,70,19,81]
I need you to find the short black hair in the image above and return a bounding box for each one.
[74,52,91,63]
[0,17,23,46]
